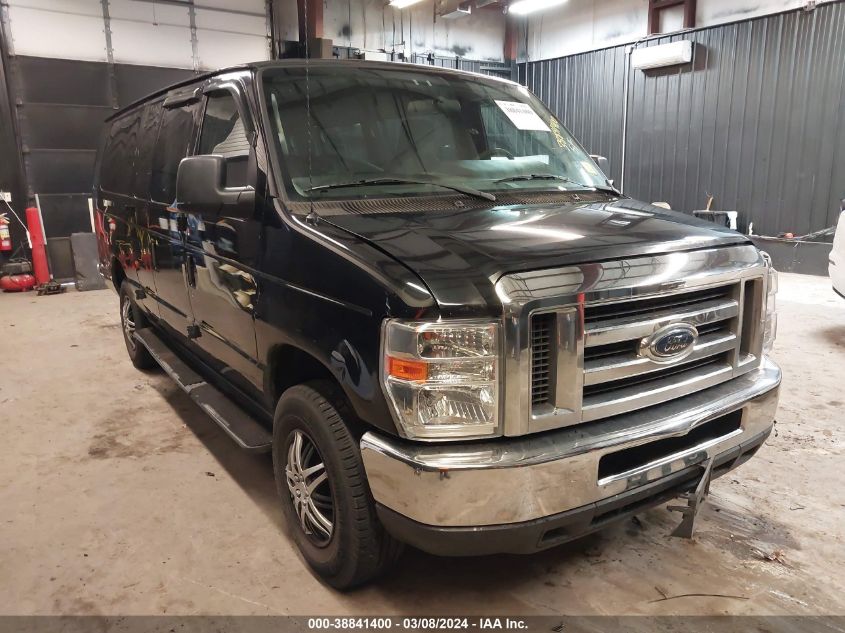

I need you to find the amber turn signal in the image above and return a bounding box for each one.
[387,356,428,382]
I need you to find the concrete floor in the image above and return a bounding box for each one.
[1,273,844,616]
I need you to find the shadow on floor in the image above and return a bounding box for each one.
[819,325,845,347]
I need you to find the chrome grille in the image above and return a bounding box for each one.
[502,245,769,436]
[527,280,764,421]
[580,282,741,421]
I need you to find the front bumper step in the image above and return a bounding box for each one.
[134,328,271,453]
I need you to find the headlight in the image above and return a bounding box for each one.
[762,254,778,354]
[382,319,500,440]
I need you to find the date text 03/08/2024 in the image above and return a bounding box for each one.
[306,618,530,630]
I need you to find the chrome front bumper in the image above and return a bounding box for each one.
[361,358,780,531]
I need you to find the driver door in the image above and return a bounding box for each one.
[183,85,262,396]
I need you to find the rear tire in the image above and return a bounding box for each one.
[272,380,403,589]
[119,282,157,370]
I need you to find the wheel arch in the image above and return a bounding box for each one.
[267,344,352,415]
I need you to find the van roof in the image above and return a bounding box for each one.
[106,59,517,122]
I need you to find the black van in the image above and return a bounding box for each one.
[96,60,781,589]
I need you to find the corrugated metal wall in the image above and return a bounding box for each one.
[519,1,845,236]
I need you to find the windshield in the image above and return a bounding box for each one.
[262,65,608,201]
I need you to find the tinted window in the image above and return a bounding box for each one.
[199,91,249,187]
[131,101,163,199]
[150,101,199,204]
[100,110,141,195]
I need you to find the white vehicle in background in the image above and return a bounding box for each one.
[831,203,845,298]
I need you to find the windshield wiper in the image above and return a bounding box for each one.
[305,177,496,202]
[495,173,620,195]
[495,173,569,183]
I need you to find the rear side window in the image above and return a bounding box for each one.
[131,101,163,199]
[150,101,200,204]
[198,91,250,188]
[100,110,141,195]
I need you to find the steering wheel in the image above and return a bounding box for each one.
[479,147,515,160]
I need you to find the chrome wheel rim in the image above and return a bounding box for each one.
[121,296,136,352]
[285,430,334,546]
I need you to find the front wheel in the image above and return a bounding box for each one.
[119,282,157,370]
[272,381,403,589]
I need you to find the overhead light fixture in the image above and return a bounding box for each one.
[630,40,694,69]
[390,0,425,8]
[508,0,567,16]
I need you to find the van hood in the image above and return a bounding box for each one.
[321,198,751,317]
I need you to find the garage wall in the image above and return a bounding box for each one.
[4,0,271,69]
[519,1,845,236]
[11,56,195,237]
[522,0,840,61]
[0,0,273,261]
[0,15,28,256]
[326,0,505,61]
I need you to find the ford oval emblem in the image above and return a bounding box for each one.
[640,323,698,363]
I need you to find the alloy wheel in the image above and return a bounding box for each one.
[121,296,136,352]
[285,429,334,546]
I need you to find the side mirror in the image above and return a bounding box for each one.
[590,154,610,176]
[176,155,255,218]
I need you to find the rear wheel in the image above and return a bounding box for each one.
[119,282,157,370]
[272,381,403,589]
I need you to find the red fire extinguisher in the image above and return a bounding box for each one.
[0,214,12,252]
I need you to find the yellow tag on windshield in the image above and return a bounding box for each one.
[549,118,568,149]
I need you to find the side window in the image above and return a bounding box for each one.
[100,110,141,195]
[131,101,163,200]
[150,101,200,204]
[199,91,249,188]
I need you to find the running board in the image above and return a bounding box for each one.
[134,328,272,453]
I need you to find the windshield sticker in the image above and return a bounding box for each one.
[549,118,569,149]
[495,100,551,132]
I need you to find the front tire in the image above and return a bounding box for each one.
[119,282,157,370]
[272,381,402,589]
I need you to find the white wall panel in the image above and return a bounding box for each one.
[5,0,271,69]
[109,21,193,67]
[194,6,269,69]
[6,0,107,61]
[194,6,267,35]
[8,0,101,14]
[524,0,837,61]
[108,0,189,24]
[524,0,645,61]
[696,0,815,25]
[196,30,269,68]
[197,0,265,12]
